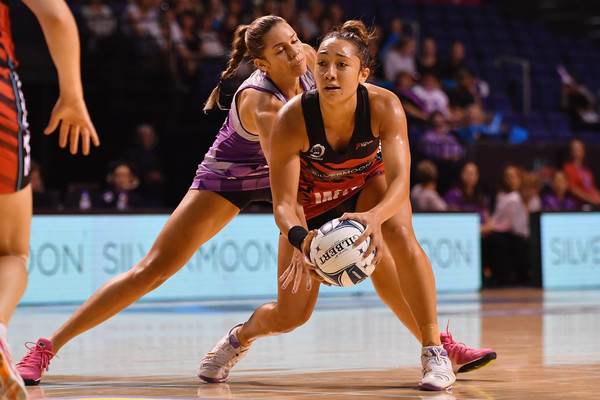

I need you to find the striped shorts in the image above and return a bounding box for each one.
[0,56,30,194]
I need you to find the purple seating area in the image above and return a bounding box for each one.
[334,1,600,145]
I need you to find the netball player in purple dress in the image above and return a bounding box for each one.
[16,15,316,385]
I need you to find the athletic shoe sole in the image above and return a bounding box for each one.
[457,351,497,373]
[198,374,227,383]
[0,352,27,400]
[418,382,453,391]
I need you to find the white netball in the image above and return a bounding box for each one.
[309,218,376,287]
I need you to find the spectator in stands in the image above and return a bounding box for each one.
[447,69,481,111]
[256,0,278,16]
[379,17,404,61]
[97,160,143,210]
[160,4,186,53]
[175,0,203,15]
[325,2,345,29]
[392,71,428,128]
[558,65,600,131]
[562,139,600,208]
[78,0,118,53]
[198,13,227,57]
[439,40,468,85]
[416,37,442,78]
[206,0,227,30]
[296,0,324,45]
[418,111,465,163]
[383,36,417,82]
[457,103,502,143]
[122,0,164,57]
[444,162,489,221]
[127,123,166,207]
[520,171,542,213]
[410,160,448,212]
[367,24,385,82]
[418,111,465,195]
[541,170,579,211]
[30,161,60,210]
[227,0,244,19]
[481,164,531,287]
[222,8,242,46]
[278,0,295,24]
[412,72,452,119]
[177,10,201,84]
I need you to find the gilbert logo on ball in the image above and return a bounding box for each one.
[309,218,376,287]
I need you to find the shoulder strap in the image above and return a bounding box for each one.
[355,84,372,137]
[301,89,326,145]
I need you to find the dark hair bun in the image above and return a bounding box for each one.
[340,20,372,44]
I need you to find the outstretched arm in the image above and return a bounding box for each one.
[22,0,99,155]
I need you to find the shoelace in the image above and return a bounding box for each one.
[442,321,468,352]
[16,342,57,372]
[427,347,444,366]
[204,338,241,368]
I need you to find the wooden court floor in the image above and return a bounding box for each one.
[8,288,600,400]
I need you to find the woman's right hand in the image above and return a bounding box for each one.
[279,230,330,293]
[44,95,100,155]
[301,229,332,287]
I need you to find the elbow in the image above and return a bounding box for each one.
[36,4,75,30]
[273,204,288,224]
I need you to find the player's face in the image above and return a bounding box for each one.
[315,38,369,101]
[258,22,306,79]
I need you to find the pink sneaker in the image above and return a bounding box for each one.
[0,335,27,400]
[441,328,496,373]
[15,338,55,386]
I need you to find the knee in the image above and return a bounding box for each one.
[383,223,423,260]
[272,305,313,334]
[128,258,170,291]
[0,253,29,269]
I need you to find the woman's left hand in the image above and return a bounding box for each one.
[279,249,314,293]
[339,211,384,265]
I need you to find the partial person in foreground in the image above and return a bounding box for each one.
[0,0,100,399]
[198,20,496,392]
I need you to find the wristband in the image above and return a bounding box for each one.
[288,225,309,251]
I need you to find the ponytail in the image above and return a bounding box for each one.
[203,25,249,113]
[203,15,286,113]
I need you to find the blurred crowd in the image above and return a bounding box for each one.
[410,138,600,287]
[15,0,600,288]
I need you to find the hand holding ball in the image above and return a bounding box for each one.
[309,218,376,287]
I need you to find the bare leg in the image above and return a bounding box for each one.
[353,181,422,342]
[0,186,31,325]
[49,190,241,353]
[357,176,440,346]
[382,199,440,345]
[237,235,321,346]
[369,250,422,341]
